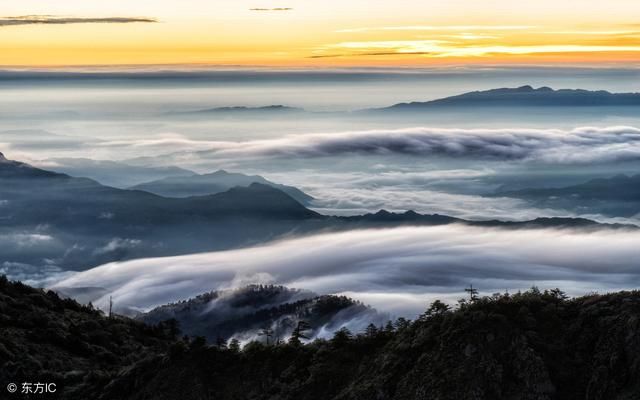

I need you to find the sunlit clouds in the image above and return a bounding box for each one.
[2,0,640,66]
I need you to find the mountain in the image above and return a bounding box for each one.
[43,157,195,188]
[165,105,304,117]
[5,276,640,399]
[130,169,314,204]
[376,86,640,111]
[0,275,178,399]
[1,153,633,277]
[138,284,386,342]
[499,174,640,201]
[0,152,320,271]
[494,174,640,217]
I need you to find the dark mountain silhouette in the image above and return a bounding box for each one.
[138,284,386,342]
[375,86,640,111]
[5,276,640,399]
[130,169,313,204]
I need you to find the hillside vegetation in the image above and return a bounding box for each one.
[2,276,640,399]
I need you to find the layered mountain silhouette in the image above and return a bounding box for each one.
[139,284,385,342]
[44,157,195,188]
[130,169,313,204]
[375,86,640,111]
[494,174,640,218]
[0,152,319,270]
[1,153,633,274]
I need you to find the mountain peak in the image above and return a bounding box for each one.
[515,85,534,92]
[0,152,6,162]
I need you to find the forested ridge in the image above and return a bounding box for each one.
[2,275,640,399]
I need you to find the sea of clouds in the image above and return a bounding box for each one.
[53,224,640,318]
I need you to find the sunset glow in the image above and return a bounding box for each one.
[1,0,640,67]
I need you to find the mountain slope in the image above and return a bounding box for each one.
[0,152,321,271]
[377,86,640,111]
[138,285,386,342]
[130,169,313,204]
[6,277,639,400]
[0,275,177,399]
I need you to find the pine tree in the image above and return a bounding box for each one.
[332,327,353,345]
[420,300,451,320]
[289,320,311,345]
[365,323,379,338]
[228,338,241,353]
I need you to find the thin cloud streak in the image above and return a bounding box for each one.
[249,8,293,11]
[336,25,537,33]
[324,41,640,58]
[0,15,157,27]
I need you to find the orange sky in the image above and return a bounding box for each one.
[1,0,640,67]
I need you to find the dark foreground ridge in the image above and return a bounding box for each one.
[3,276,640,399]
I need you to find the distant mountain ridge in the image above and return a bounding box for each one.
[44,157,195,188]
[494,174,640,218]
[376,85,640,111]
[165,105,303,116]
[130,169,314,204]
[498,173,640,202]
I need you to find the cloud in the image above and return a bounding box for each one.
[105,126,640,166]
[1,261,75,288]
[320,41,640,58]
[53,225,640,318]
[249,8,293,11]
[92,238,142,256]
[0,15,157,27]
[335,25,536,34]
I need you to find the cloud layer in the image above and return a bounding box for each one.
[94,126,640,166]
[53,225,640,317]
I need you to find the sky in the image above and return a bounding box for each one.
[2,0,640,66]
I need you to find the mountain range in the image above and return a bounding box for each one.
[130,169,313,204]
[163,86,640,117]
[375,85,640,111]
[43,157,195,188]
[165,105,304,117]
[1,152,634,275]
[495,174,640,217]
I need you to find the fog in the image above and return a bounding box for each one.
[53,225,640,318]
